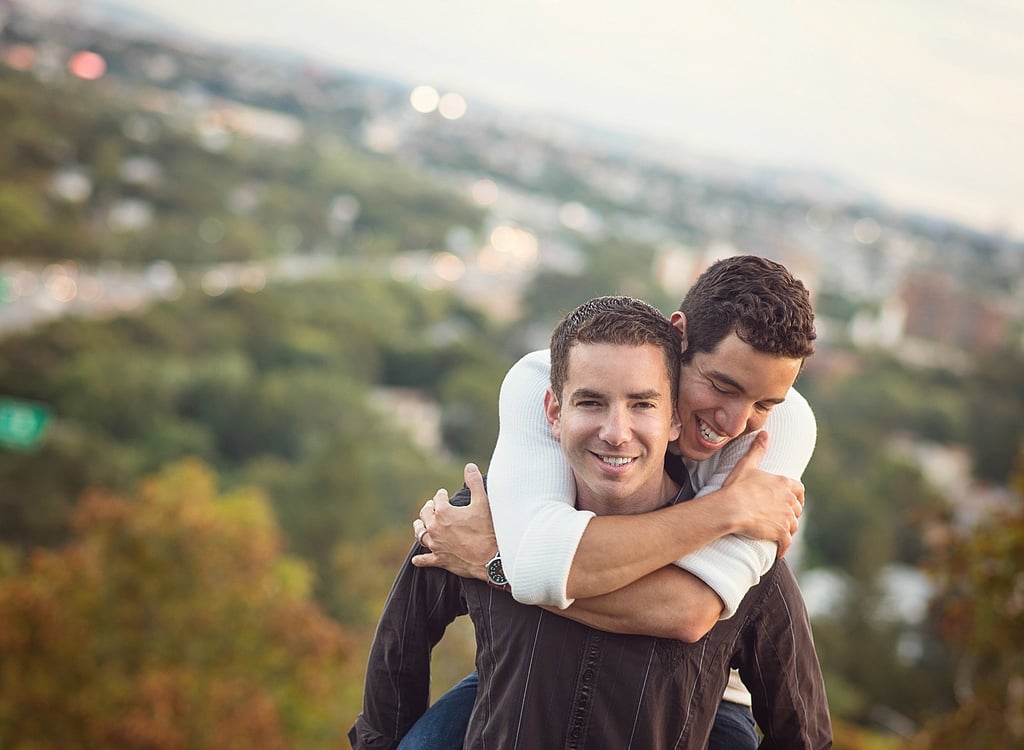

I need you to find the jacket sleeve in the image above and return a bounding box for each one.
[349,542,468,749]
[734,560,833,750]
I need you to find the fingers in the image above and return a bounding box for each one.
[791,478,806,507]
[731,430,770,475]
[464,463,488,508]
[776,531,793,558]
[411,551,440,567]
[419,488,449,525]
[413,518,430,548]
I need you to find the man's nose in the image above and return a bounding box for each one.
[717,403,754,438]
[599,407,631,445]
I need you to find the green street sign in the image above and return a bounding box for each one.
[0,398,52,450]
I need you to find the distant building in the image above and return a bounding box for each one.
[901,269,1011,353]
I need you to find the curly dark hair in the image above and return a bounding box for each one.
[677,255,816,365]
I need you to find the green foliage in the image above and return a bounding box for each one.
[962,349,1024,483]
[811,576,956,731]
[0,459,357,750]
[795,350,1024,739]
[439,360,507,459]
[0,277,508,614]
[797,351,1014,574]
[908,451,1024,748]
[0,182,47,255]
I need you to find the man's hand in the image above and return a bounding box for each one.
[721,431,805,557]
[411,463,497,581]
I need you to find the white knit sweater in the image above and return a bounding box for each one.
[486,349,817,617]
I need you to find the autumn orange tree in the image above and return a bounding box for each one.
[0,459,357,750]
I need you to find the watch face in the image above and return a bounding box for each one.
[486,556,508,586]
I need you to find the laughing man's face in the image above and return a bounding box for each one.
[674,332,802,461]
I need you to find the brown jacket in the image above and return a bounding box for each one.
[350,538,831,749]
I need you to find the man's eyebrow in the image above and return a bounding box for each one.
[628,389,665,400]
[705,369,787,405]
[568,388,666,401]
[568,388,605,400]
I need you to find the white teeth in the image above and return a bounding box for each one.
[600,456,634,466]
[698,419,727,444]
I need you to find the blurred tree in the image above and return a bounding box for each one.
[811,576,956,734]
[0,429,141,551]
[438,360,505,460]
[333,527,477,729]
[908,448,1024,748]
[964,350,1024,483]
[0,459,356,750]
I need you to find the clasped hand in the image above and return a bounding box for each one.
[411,463,497,581]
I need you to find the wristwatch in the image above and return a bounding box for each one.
[485,553,511,592]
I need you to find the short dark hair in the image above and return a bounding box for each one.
[549,296,680,404]
[678,255,816,365]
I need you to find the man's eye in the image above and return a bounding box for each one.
[575,400,600,408]
[709,381,730,394]
[755,402,774,414]
[634,402,657,410]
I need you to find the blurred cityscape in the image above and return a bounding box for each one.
[2,0,1022,359]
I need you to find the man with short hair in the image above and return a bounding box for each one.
[405,255,826,747]
[349,293,830,749]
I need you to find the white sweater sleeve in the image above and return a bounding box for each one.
[487,350,592,608]
[677,387,817,619]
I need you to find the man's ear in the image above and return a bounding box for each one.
[543,388,562,439]
[670,311,688,354]
[669,407,682,443]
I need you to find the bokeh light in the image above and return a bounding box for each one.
[558,201,592,231]
[470,178,498,206]
[68,50,106,80]
[432,252,465,283]
[201,269,230,296]
[854,217,882,244]
[4,43,36,71]
[239,266,267,293]
[480,224,539,273]
[409,85,440,113]
[438,92,467,120]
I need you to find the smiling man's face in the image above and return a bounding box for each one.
[674,331,802,461]
[545,342,680,515]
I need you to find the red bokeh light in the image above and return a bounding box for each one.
[68,51,107,80]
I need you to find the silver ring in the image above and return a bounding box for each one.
[416,527,428,546]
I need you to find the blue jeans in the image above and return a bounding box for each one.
[398,672,758,749]
[397,672,478,750]
[708,699,758,750]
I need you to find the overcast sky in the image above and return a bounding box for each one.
[90,0,1024,238]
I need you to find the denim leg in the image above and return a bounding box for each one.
[708,699,758,750]
[397,671,478,750]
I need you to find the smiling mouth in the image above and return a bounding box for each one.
[598,455,635,467]
[698,418,728,445]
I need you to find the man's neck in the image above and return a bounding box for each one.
[576,474,683,516]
